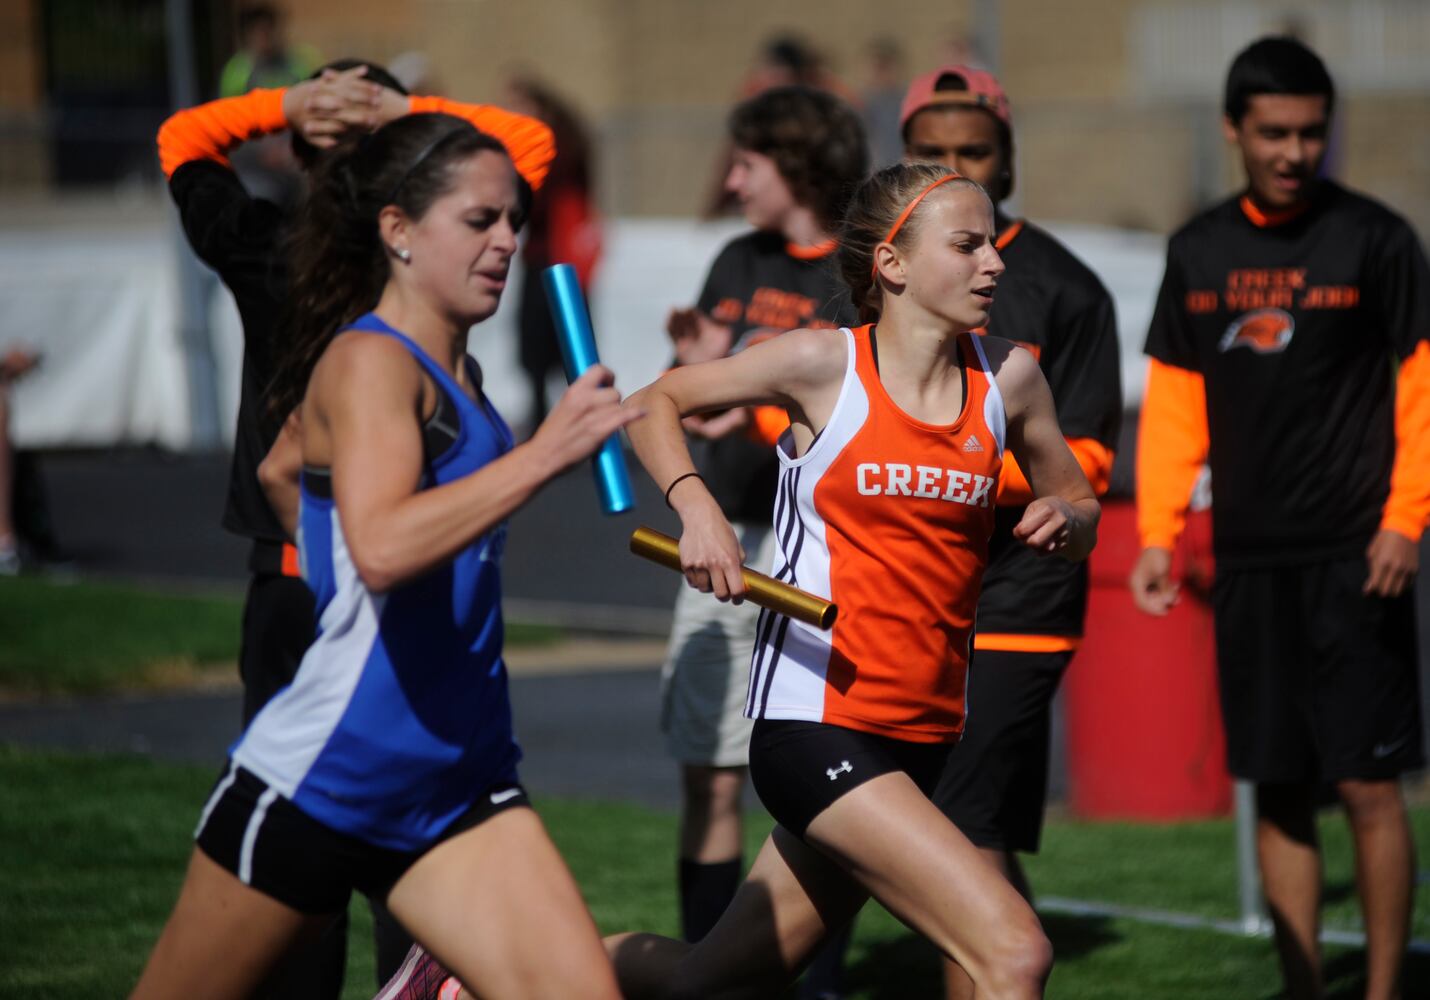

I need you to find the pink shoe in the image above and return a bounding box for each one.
[373,943,460,1000]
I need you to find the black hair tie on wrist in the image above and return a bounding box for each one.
[664,472,705,509]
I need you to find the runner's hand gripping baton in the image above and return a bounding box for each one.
[542,263,635,515]
[629,526,838,630]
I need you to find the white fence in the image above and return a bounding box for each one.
[0,215,1165,450]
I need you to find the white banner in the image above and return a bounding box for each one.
[0,215,1162,450]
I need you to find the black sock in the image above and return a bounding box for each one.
[369,896,415,987]
[678,857,742,942]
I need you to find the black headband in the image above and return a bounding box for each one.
[385,126,466,206]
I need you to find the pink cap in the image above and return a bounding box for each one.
[899,65,1012,134]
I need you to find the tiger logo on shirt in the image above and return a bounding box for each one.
[1218,308,1295,354]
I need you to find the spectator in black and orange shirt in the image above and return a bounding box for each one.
[155,61,553,995]
[1130,37,1429,1000]
[658,85,866,947]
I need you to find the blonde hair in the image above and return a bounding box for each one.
[838,163,988,323]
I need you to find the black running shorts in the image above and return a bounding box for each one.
[933,649,1072,853]
[195,762,530,913]
[1213,556,1423,783]
[748,719,952,837]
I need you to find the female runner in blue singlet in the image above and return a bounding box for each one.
[130,113,634,1000]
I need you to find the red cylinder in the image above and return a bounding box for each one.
[1064,499,1232,819]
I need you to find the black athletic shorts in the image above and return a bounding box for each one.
[1213,557,1423,783]
[933,649,1072,853]
[195,762,530,914]
[748,719,953,837]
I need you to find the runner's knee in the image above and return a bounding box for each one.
[968,916,1052,998]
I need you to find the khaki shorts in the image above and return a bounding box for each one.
[659,523,776,767]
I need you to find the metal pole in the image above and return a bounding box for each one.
[164,0,222,450]
[1234,779,1268,934]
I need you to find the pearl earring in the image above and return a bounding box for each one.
[396,247,411,262]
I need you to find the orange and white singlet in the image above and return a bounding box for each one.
[745,323,1005,743]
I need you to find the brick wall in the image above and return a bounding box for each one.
[6,0,1429,238]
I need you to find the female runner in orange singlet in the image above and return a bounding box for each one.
[607,162,1100,1000]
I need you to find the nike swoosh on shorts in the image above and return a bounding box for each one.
[1372,738,1408,759]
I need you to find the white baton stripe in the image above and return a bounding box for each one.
[239,788,280,886]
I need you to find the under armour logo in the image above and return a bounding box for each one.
[826,760,852,781]
[963,435,983,453]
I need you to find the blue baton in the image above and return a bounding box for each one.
[541,263,636,515]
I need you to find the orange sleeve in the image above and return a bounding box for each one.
[747,406,791,448]
[407,96,555,192]
[997,437,1114,506]
[1135,359,1209,550]
[156,89,289,178]
[1381,340,1430,541]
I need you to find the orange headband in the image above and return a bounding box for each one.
[871,172,963,278]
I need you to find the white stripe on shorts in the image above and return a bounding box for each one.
[193,761,238,839]
[239,787,279,885]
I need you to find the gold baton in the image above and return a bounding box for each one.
[630,526,838,631]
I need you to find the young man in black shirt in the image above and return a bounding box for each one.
[1132,37,1429,1000]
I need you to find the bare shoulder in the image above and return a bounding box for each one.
[771,327,850,385]
[309,330,423,407]
[978,335,1046,408]
[314,330,418,383]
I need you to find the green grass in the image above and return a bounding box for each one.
[0,577,243,694]
[0,577,562,696]
[0,746,1425,999]
[1025,809,1430,943]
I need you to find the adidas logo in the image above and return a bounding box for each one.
[963,435,983,453]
